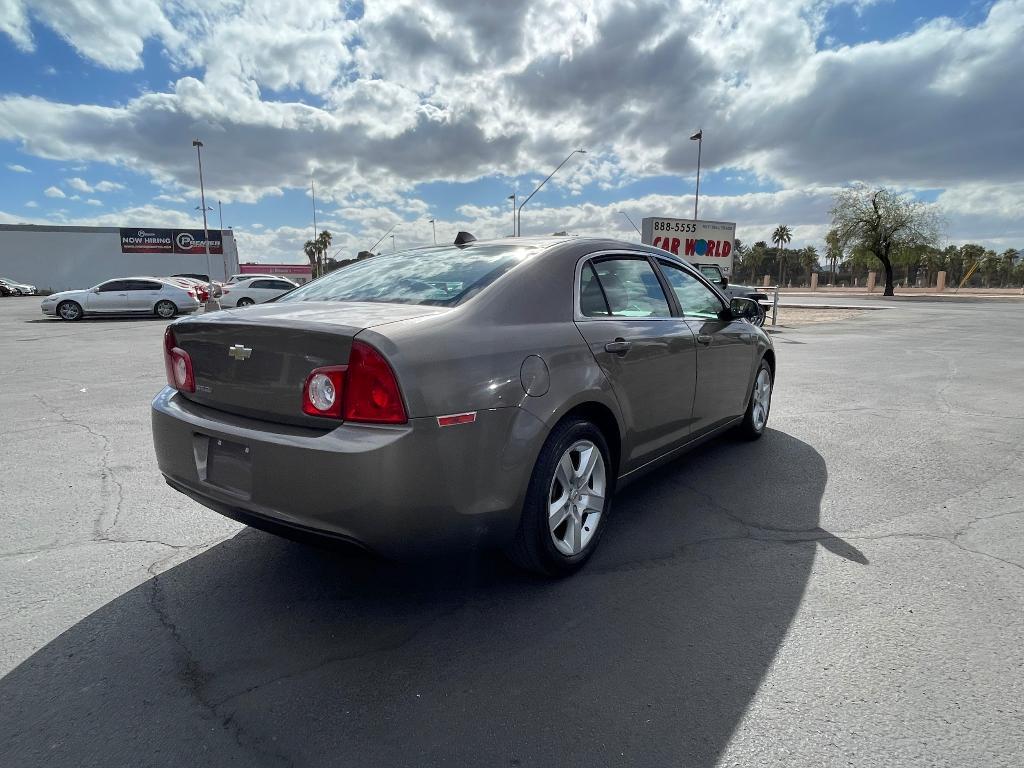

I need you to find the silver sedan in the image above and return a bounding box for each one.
[152,236,774,575]
[42,277,202,320]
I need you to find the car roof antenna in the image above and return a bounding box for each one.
[454,231,476,247]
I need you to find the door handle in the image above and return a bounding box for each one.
[604,338,632,354]
[696,334,713,346]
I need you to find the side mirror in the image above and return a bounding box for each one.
[730,297,758,320]
[720,277,729,289]
[91,287,100,293]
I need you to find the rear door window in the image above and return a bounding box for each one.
[589,257,671,318]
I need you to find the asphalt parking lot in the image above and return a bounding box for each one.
[1,296,1022,767]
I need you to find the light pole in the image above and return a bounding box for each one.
[217,200,228,281]
[508,193,516,236]
[689,129,702,220]
[311,177,318,277]
[429,218,436,245]
[516,149,585,237]
[391,234,396,252]
[191,139,217,309]
[617,210,641,236]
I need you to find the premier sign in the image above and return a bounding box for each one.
[640,218,737,275]
[119,228,223,255]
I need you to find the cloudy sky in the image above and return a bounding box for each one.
[0,0,1021,263]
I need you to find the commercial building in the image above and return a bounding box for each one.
[238,262,312,284]
[0,224,240,292]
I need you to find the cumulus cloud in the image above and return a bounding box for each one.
[43,186,65,198]
[25,200,38,207]
[85,198,103,206]
[67,177,92,192]
[6,163,31,172]
[0,0,1020,247]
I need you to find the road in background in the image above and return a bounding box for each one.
[1,297,1022,767]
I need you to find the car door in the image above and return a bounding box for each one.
[267,279,296,299]
[574,253,698,471]
[85,280,129,313]
[124,279,164,311]
[246,279,273,302]
[657,259,757,436]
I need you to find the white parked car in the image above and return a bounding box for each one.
[41,277,202,321]
[0,276,36,295]
[220,276,298,307]
[227,273,279,283]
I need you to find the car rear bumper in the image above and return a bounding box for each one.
[151,388,547,557]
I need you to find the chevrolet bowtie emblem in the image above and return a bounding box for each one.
[228,344,252,360]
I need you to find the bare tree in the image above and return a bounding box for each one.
[830,186,941,296]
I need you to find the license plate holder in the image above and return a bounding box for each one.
[200,436,252,497]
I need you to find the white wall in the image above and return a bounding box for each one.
[0,227,240,292]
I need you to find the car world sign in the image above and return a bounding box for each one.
[119,228,223,254]
[640,217,737,275]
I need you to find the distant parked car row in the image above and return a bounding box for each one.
[0,276,36,296]
[39,272,299,320]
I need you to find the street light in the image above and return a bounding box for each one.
[617,210,641,236]
[191,139,217,308]
[428,218,437,245]
[516,148,585,237]
[217,200,228,281]
[689,129,702,220]
[391,234,396,252]
[507,193,516,236]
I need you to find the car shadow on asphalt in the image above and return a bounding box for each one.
[0,429,862,767]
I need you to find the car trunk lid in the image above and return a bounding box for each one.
[170,301,445,426]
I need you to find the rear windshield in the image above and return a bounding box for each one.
[278,244,537,307]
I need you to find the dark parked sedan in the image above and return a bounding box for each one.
[152,236,775,575]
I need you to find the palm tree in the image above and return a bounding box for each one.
[303,230,334,278]
[825,228,842,286]
[303,239,318,277]
[801,245,819,286]
[772,225,792,284]
[742,242,768,285]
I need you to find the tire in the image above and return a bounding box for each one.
[57,300,83,321]
[739,358,773,440]
[506,418,613,576]
[236,297,255,307]
[155,300,178,319]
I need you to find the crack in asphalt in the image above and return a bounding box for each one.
[146,566,296,767]
[32,393,126,539]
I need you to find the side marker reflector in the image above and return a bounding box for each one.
[437,412,477,427]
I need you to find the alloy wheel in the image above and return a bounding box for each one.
[548,439,606,556]
[752,368,772,432]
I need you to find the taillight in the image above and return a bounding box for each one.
[163,327,195,393]
[344,341,406,423]
[302,366,346,418]
[301,340,406,424]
